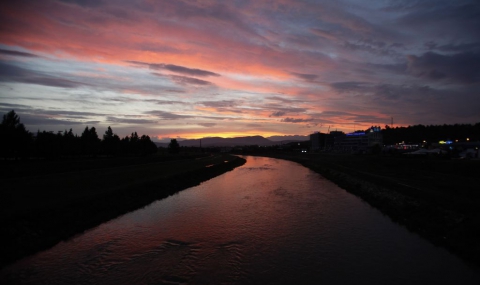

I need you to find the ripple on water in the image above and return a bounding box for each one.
[1,156,479,285]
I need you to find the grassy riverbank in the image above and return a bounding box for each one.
[255,152,480,266]
[0,154,246,269]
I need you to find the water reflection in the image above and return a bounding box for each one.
[1,156,479,284]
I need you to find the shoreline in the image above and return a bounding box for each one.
[1,155,246,269]
[252,153,480,267]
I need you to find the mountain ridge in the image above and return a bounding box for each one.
[155,135,308,147]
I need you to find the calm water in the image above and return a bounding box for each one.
[1,156,479,284]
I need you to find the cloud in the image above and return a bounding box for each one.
[0,104,106,126]
[270,111,286,117]
[128,61,219,77]
[19,113,96,126]
[159,64,220,77]
[58,0,104,8]
[107,116,157,124]
[167,74,213,86]
[425,41,480,53]
[291,72,318,81]
[266,96,309,104]
[144,99,185,105]
[0,48,39,57]
[407,51,480,84]
[310,28,340,41]
[0,61,84,88]
[0,102,30,110]
[199,100,236,108]
[343,38,404,57]
[198,123,216,127]
[330,81,370,92]
[144,110,193,120]
[281,117,313,123]
[37,110,104,117]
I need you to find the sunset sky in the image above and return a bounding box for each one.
[1,0,479,141]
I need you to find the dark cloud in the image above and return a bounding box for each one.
[281,117,313,123]
[200,100,236,108]
[198,123,216,127]
[37,110,104,117]
[344,38,403,57]
[58,0,104,8]
[425,41,480,53]
[144,110,193,120]
[20,114,94,126]
[167,74,213,86]
[246,123,262,128]
[160,1,261,39]
[144,99,185,105]
[160,64,219,77]
[330,81,370,92]
[397,2,480,39]
[128,61,219,77]
[310,28,340,41]
[407,51,480,84]
[266,96,308,104]
[198,100,243,113]
[291,72,318,81]
[0,104,105,126]
[366,62,407,74]
[270,111,286,117]
[0,49,39,57]
[0,102,30,109]
[266,105,306,117]
[0,61,84,88]
[107,116,157,124]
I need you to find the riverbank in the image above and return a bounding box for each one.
[0,154,246,269]
[254,152,480,266]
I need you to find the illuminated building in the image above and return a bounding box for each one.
[335,126,383,152]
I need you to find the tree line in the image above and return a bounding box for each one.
[382,123,480,145]
[0,110,159,160]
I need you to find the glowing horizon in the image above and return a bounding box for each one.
[1,0,479,141]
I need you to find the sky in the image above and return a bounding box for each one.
[0,0,479,142]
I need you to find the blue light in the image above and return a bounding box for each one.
[346,132,365,136]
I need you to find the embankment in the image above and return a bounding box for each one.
[256,153,480,266]
[0,155,246,269]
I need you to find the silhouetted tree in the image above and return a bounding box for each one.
[382,123,480,145]
[0,110,32,159]
[35,130,63,158]
[102,126,120,156]
[168,139,180,154]
[139,135,158,155]
[62,128,80,156]
[81,126,100,156]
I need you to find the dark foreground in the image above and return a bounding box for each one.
[257,152,480,266]
[0,154,246,268]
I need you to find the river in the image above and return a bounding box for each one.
[1,156,479,284]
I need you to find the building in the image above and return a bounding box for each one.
[311,127,383,152]
[335,126,383,152]
[310,131,345,151]
[310,132,326,151]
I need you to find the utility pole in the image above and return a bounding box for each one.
[391,117,394,128]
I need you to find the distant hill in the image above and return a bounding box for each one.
[178,136,272,147]
[267,135,309,141]
[154,142,169,148]
[155,135,309,148]
[173,135,307,147]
